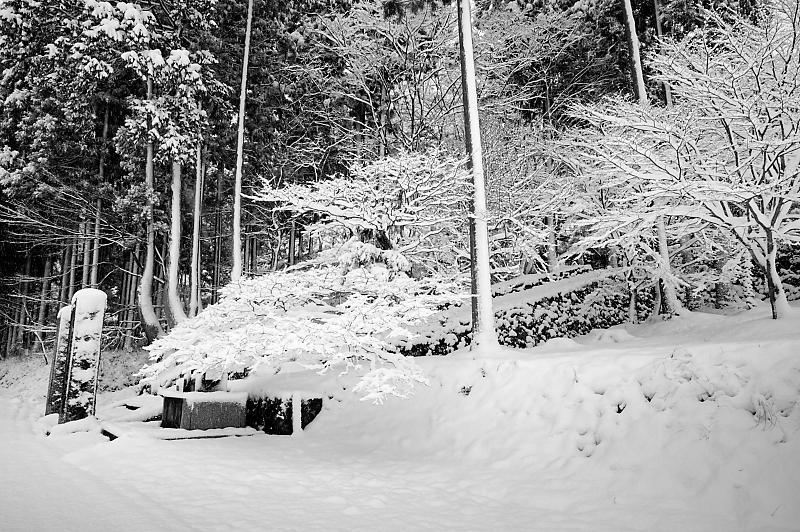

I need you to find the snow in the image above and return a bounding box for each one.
[160,390,248,406]
[99,421,259,440]
[1,304,800,530]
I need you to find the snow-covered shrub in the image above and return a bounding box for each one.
[396,267,654,356]
[140,239,465,403]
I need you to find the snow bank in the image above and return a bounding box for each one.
[160,390,248,406]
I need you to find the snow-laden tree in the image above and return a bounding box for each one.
[141,239,465,403]
[255,151,472,274]
[568,1,800,318]
[76,0,221,330]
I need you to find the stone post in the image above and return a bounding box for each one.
[45,306,75,416]
[60,288,107,423]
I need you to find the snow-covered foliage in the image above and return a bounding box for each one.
[566,1,800,317]
[397,266,654,356]
[255,151,471,273]
[140,239,466,403]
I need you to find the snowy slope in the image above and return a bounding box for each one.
[1,305,799,531]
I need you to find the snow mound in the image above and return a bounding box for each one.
[583,328,636,344]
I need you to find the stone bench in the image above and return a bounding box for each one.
[160,391,248,430]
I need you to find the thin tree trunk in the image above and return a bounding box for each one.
[81,218,91,288]
[649,283,662,321]
[622,0,647,104]
[457,0,497,347]
[296,231,302,263]
[378,78,388,158]
[140,76,163,341]
[546,215,558,272]
[252,233,258,272]
[121,249,132,337]
[13,251,33,351]
[288,222,296,267]
[244,228,251,275]
[90,199,102,287]
[68,236,78,301]
[59,243,71,306]
[156,238,167,323]
[272,230,283,271]
[124,243,141,350]
[627,277,638,323]
[652,0,672,106]
[213,162,223,304]
[765,229,790,318]
[90,104,109,288]
[656,215,680,314]
[190,143,203,317]
[37,254,52,343]
[168,161,188,324]
[231,0,255,282]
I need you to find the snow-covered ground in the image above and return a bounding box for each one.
[1,306,799,531]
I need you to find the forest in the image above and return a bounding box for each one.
[0,0,798,363]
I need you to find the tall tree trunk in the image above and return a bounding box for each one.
[124,243,141,350]
[90,199,102,287]
[457,0,497,347]
[213,161,223,304]
[627,276,638,323]
[656,215,681,314]
[244,228,251,275]
[121,249,132,341]
[251,233,258,272]
[378,78,388,158]
[140,76,163,341]
[231,0,255,282]
[288,221,296,267]
[296,231,303,263]
[546,215,558,272]
[624,2,678,315]
[190,143,203,317]
[59,243,71,306]
[622,0,647,104]
[13,251,33,352]
[156,238,167,323]
[168,161,188,324]
[36,254,52,351]
[765,229,790,319]
[68,236,78,301]
[272,230,283,271]
[652,0,672,106]
[81,218,91,288]
[90,104,109,288]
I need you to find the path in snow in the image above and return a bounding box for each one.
[0,394,712,532]
[0,397,189,531]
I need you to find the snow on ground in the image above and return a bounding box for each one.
[1,306,799,531]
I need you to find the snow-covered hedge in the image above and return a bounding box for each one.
[139,240,465,402]
[396,267,654,357]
